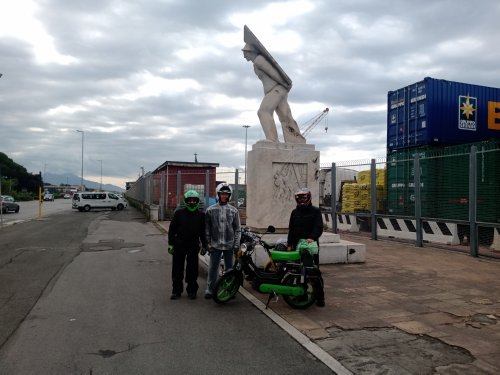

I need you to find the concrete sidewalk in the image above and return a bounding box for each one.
[158,221,500,374]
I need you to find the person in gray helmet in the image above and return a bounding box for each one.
[287,187,325,307]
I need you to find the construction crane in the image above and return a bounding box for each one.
[300,108,329,137]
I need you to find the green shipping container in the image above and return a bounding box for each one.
[387,140,500,222]
[387,147,439,217]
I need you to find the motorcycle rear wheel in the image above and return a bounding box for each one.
[213,271,242,304]
[282,274,317,309]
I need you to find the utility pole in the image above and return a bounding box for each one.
[97,159,103,191]
[243,125,251,185]
[76,130,84,192]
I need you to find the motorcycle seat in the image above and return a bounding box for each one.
[271,250,301,262]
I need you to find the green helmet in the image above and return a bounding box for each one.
[184,190,200,212]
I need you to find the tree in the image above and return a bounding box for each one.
[0,152,43,194]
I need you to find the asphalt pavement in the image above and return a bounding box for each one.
[157,220,500,374]
[3,202,500,374]
[0,208,334,375]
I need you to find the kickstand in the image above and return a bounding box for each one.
[265,290,279,309]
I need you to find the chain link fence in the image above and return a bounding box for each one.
[126,140,499,257]
[320,139,500,258]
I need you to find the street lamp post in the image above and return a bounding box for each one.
[76,130,84,192]
[97,159,103,191]
[243,125,251,185]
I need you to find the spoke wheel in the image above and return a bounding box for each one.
[282,274,317,309]
[213,271,242,304]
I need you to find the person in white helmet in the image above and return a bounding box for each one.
[204,183,241,299]
[242,43,305,144]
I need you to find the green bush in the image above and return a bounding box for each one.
[12,191,37,201]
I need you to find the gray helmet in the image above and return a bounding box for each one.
[294,187,312,206]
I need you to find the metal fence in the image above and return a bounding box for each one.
[126,141,499,257]
[125,169,242,220]
[323,140,500,258]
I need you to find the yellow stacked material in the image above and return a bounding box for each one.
[342,183,386,212]
[357,169,387,187]
[357,170,371,184]
[359,184,370,210]
[341,183,363,213]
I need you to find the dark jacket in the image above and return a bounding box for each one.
[287,204,323,249]
[168,207,208,250]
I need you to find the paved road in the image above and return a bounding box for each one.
[0,207,333,374]
[0,198,74,227]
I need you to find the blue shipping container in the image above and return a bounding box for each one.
[387,77,500,150]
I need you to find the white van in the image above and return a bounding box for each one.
[72,192,127,212]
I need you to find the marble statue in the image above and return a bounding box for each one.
[242,26,305,144]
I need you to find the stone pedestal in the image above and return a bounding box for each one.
[246,141,320,230]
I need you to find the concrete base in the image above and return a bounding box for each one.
[246,141,320,230]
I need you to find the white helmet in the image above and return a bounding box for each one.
[216,183,232,199]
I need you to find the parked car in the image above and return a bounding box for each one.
[43,194,54,201]
[0,195,20,213]
[63,194,71,199]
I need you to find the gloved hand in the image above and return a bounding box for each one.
[168,245,175,255]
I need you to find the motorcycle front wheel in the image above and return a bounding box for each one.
[282,274,317,309]
[213,270,243,304]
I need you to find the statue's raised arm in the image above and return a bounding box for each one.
[242,26,305,144]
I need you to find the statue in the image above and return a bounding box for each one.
[242,25,305,144]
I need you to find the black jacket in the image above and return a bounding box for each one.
[168,207,208,250]
[287,204,323,249]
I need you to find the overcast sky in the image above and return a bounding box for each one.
[1,0,499,188]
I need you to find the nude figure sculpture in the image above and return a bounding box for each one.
[242,26,305,144]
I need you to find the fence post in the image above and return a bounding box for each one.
[331,162,337,233]
[160,171,165,220]
[166,166,169,213]
[370,159,377,240]
[145,174,151,205]
[176,171,181,209]
[234,169,239,207]
[469,146,478,257]
[205,170,210,209]
[414,154,423,247]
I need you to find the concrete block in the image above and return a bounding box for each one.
[343,240,366,263]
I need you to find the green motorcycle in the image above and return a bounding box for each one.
[212,226,321,309]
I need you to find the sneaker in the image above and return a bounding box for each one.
[316,300,325,307]
[204,293,212,299]
[188,293,197,300]
[170,293,181,300]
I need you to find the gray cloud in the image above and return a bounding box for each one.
[1,0,499,187]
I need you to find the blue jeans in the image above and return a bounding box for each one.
[205,248,234,295]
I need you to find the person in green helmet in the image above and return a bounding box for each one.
[168,190,208,300]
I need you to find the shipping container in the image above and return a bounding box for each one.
[386,146,440,217]
[387,77,500,151]
[386,139,500,222]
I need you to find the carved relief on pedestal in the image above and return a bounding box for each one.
[272,162,307,204]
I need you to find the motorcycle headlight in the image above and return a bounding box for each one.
[240,243,248,253]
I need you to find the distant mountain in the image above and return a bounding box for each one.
[43,172,124,192]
